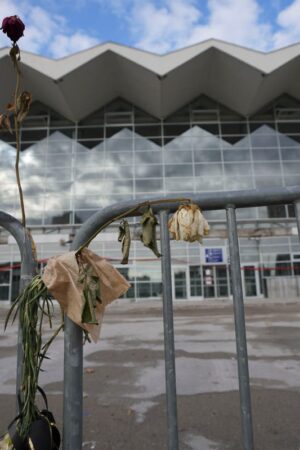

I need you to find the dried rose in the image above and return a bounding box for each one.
[1,15,25,43]
[16,91,32,123]
[168,204,210,243]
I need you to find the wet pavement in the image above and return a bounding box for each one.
[0,300,300,449]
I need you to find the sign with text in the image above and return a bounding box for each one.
[201,247,227,265]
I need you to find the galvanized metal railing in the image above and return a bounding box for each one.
[64,185,300,450]
[0,211,36,397]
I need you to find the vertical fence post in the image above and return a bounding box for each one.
[159,210,179,450]
[226,205,254,450]
[294,200,300,238]
[63,318,83,450]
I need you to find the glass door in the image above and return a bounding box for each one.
[172,267,188,299]
[242,265,260,297]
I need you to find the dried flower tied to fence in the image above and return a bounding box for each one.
[42,248,130,342]
[168,203,210,243]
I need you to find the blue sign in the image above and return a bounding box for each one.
[204,248,223,263]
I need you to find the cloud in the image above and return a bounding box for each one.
[126,0,274,53]
[273,0,300,48]
[130,0,201,53]
[48,32,98,58]
[0,0,99,57]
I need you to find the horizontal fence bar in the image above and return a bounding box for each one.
[71,186,300,250]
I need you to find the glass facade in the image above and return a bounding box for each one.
[0,95,300,301]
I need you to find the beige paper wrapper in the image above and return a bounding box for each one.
[42,248,130,342]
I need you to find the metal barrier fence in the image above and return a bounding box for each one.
[0,211,36,397]
[64,185,300,450]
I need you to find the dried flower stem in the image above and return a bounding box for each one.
[13,58,26,227]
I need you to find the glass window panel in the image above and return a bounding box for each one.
[195,164,223,176]
[164,150,192,164]
[77,126,104,141]
[277,122,300,134]
[107,179,133,194]
[251,132,278,148]
[165,136,193,151]
[135,164,163,178]
[105,137,133,152]
[44,194,71,210]
[134,137,161,151]
[283,162,300,175]
[135,178,163,193]
[163,124,189,137]
[75,150,103,166]
[165,164,193,177]
[194,150,221,162]
[135,125,161,138]
[45,182,73,195]
[0,286,9,300]
[105,151,133,165]
[255,176,283,188]
[221,122,248,135]
[192,135,221,150]
[46,167,72,182]
[189,266,202,297]
[74,196,102,209]
[75,169,104,183]
[46,153,73,167]
[166,178,195,192]
[195,177,224,191]
[44,211,72,225]
[278,135,299,147]
[224,177,253,190]
[135,151,162,164]
[252,148,279,161]
[224,163,252,175]
[104,165,133,178]
[281,147,300,160]
[253,162,281,176]
[284,175,300,186]
[21,129,48,142]
[223,149,250,162]
[0,270,10,284]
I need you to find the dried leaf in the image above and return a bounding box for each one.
[118,219,131,264]
[16,90,32,123]
[0,114,12,133]
[140,206,161,258]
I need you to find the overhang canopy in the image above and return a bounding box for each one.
[1,39,300,121]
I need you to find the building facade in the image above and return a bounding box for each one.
[0,40,300,302]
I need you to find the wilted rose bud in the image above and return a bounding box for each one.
[1,15,25,43]
[168,204,210,243]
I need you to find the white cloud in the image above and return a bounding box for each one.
[273,0,300,48]
[131,0,201,53]
[126,0,274,53]
[49,32,98,58]
[0,0,99,57]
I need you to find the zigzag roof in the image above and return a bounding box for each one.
[1,39,300,121]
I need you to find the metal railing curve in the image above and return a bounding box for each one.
[0,211,36,397]
[64,185,300,450]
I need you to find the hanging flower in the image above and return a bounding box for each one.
[168,203,210,243]
[1,16,25,43]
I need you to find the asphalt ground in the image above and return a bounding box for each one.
[0,300,300,449]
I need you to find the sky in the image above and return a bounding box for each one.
[0,0,300,58]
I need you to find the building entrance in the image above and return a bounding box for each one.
[172,264,260,300]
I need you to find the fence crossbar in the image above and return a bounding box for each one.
[65,185,300,450]
[0,211,36,401]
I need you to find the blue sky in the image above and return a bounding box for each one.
[1,0,300,58]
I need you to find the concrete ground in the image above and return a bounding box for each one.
[0,299,300,450]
